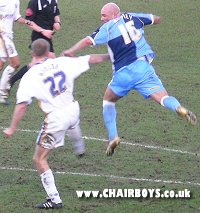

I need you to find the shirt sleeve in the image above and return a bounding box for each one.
[25,0,38,21]
[60,55,90,79]
[54,0,60,16]
[130,12,153,25]
[16,73,33,105]
[87,25,108,46]
[14,0,22,21]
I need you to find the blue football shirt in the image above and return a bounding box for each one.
[88,12,155,71]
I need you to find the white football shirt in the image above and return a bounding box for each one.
[0,0,21,35]
[16,55,91,114]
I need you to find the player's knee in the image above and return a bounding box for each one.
[32,155,41,167]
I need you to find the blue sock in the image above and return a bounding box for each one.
[102,101,118,141]
[161,96,181,112]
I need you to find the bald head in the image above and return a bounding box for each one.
[31,39,50,57]
[101,2,121,23]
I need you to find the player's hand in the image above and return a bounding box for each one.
[25,20,33,26]
[3,128,14,138]
[41,30,54,39]
[53,22,61,31]
[61,50,75,57]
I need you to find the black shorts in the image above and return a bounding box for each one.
[30,31,54,52]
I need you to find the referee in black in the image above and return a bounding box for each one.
[9,0,61,88]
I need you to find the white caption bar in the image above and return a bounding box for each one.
[76,188,191,199]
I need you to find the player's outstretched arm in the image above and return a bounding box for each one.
[61,37,93,57]
[89,54,110,64]
[3,103,28,137]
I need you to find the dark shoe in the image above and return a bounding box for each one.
[35,199,62,209]
[77,153,85,158]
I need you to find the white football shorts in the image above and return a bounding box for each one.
[0,33,18,59]
[36,101,81,149]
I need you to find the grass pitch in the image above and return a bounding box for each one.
[0,0,199,212]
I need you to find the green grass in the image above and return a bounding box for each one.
[0,0,200,212]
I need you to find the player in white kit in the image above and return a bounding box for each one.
[3,38,110,209]
[0,0,53,104]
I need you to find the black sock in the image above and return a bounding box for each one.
[9,65,29,87]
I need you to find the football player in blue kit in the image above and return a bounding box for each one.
[62,2,197,156]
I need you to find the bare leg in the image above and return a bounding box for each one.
[33,145,62,204]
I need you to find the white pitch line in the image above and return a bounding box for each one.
[83,136,199,157]
[0,126,199,157]
[0,166,200,187]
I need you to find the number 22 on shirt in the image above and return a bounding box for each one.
[43,71,66,97]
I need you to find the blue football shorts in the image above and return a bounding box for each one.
[108,59,165,98]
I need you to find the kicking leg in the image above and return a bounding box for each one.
[151,91,197,125]
[67,124,85,157]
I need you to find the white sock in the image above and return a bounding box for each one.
[67,125,85,155]
[40,169,62,203]
[0,65,15,94]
